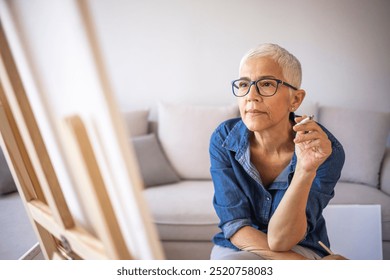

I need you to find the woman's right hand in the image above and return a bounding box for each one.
[293,115,332,173]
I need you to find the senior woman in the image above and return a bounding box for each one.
[209,43,345,260]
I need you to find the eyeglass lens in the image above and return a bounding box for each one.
[233,79,279,97]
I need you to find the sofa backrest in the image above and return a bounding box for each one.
[123,103,239,185]
[156,102,239,180]
[318,106,390,188]
[124,104,390,190]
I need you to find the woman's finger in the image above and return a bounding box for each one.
[294,130,323,144]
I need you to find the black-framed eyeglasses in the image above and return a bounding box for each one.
[231,78,298,97]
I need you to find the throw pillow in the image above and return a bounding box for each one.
[319,106,390,187]
[157,102,239,179]
[132,133,180,188]
[122,109,150,137]
[0,147,17,195]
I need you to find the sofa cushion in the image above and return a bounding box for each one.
[143,181,219,241]
[319,106,390,187]
[132,134,180,188]
[123,109,150,137]
[330,182,390,240]
[157,102,239,179]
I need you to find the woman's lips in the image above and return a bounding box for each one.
[246,109,266,115]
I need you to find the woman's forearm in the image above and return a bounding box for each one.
[230,226,308,260]
[267,166,316,251]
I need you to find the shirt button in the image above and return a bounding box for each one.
[266,197,270,201]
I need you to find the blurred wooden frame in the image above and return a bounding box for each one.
[0,16,131,261]
[0,0,163,260]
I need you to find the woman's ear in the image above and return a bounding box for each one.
[290,89,306,112]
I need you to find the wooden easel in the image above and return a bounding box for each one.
[0,0,163,260]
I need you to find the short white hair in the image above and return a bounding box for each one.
[239,43,302,88]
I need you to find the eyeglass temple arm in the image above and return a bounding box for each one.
[281,80,298,90]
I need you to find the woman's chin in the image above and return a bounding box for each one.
[243,119,264,132]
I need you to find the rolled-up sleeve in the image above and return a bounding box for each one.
[222,218,252,239]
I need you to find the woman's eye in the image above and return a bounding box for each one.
[259,80,275,88]
[238,82,249,88]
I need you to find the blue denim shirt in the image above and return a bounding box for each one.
[209,116,345,257]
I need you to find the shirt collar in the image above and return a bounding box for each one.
[222,113,297,152]
[221,119,250,160]
[221,113,298,173]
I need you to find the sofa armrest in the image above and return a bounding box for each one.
[380,147,390,195]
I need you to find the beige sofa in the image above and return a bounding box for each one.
[127,102,390,260]
[1,102,389,260]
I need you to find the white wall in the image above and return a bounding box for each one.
[90,0,390,118]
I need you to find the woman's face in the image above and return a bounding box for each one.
[238,56,294,133]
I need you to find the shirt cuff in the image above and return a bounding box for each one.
[222,218,252,239]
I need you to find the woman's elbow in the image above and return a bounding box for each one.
[267,235,295,252]
[268,238,293,252]
[267,223,307,251]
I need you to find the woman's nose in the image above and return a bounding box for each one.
[246,82,262,102]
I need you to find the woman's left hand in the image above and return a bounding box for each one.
[293,115,332,172]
